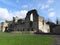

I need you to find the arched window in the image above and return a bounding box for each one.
[30,14,33,21]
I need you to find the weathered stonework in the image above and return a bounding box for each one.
[0,9,50,33]
[1,22,8,32]
[38,16,50,33]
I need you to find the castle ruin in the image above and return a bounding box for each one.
[0,9,50,33]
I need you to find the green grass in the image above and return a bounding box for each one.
[0,35,53,45]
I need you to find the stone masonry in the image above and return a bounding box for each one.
[0,9,50,33]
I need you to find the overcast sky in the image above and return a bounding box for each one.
[0,0,59,22]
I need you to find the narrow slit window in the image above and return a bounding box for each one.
[30,14,33,21]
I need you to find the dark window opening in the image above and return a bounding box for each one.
[31,28,33,31]
[27,28,30,31]
[23,28,24,31]
[29,21,33,27]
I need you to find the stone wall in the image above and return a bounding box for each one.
[0,9,50,33]
[1,22,8,32]
[38,16,50,33]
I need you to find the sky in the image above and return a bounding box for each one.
[0,0,60,23]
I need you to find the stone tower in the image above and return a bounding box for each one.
[25,9,50,33]
[13,16,19,23]
[25,9,38,32]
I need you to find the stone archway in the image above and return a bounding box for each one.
[25,9,38,22]
[25,9,39,31]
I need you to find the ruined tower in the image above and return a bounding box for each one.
[25,9,50,33]
[13,16,19,23]
[0,9,50,33]
[25,9,38,32]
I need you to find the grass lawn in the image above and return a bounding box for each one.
[0,33,53,45]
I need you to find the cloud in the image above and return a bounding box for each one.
[16,0,19,3]
[40,4,49,10]
[0,8,28,22]
[48,8,54,11]
[47,0,54,4]
[22,5,28,8]
[48,11,55,17]
[38,2,50,10]
[0,8,11,20]
[0,8,34,22]
[38,0,55,10]
[12,10,28,19]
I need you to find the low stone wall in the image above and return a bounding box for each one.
[10,31,35,34]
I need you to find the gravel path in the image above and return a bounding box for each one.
[51,35,60,45]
